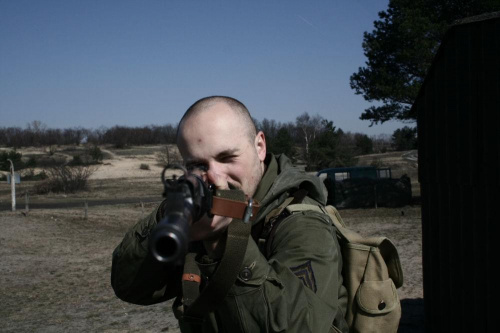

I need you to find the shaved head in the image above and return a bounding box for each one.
[177,96,257,144]
[175,96,267,197]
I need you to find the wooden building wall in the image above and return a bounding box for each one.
[415,13,499,332]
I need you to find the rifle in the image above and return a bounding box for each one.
[149,165,211,264]
[149,165,259,265]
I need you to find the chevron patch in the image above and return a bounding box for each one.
[290,260,317,293]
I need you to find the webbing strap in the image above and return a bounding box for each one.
[182,253,201,307]
[184,217,251,319]
[262,189,309,257]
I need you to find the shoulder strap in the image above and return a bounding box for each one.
[260,189,308,257]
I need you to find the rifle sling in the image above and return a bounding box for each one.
[183,217,251,320]
[211,196,260,221]
[181,189,258,320]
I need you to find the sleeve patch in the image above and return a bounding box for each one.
[290,260,317,293]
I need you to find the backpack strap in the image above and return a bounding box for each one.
[259,189,308,257]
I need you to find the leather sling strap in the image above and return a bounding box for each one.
[211,196,260,222]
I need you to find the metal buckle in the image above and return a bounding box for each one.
[243,198,254,223]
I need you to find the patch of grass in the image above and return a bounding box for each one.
[85,312,101,319]
[22,170,48,181]
[70,155,84,166]
[35,155,68,167]
[59,148,87,156]
[139,163,150,170]
[110,147,163,156]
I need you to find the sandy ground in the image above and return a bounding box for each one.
[89,148,167,180]
[0,145,177,182]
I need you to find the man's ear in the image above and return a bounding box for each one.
[255,131,266,161]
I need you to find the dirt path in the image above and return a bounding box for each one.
[0,196,162,211]
[99,148,120,160]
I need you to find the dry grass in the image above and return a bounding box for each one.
[0,203,422,333]
[0,206,179,333]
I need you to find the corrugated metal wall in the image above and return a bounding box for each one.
[416,13,499,332]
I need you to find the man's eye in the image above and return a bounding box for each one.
[221,155,236,163]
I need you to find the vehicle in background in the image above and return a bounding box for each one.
[317,166,412,209]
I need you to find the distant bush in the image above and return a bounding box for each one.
[35,155,66,168]
[114,141,126,149]
[34,165,96,194]
[21,170,48,181]
[140,163,150,170]
[26,157,37,168]
[70,155,84,166]
[64,146,103,166]
[0,150,23,171]
[87,145,103,164]
[48,145,56,156]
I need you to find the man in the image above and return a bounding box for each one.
[111,96,348,332]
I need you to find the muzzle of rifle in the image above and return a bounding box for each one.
[149,192,194,264]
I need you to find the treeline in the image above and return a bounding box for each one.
[0,115,417,170]
[255,114,416,169]
[0,121,177,148]
[257,114,377,169]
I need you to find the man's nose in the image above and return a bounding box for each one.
[206,169,218,185]
[206,163,225,186]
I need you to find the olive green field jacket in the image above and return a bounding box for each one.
[111,154,348,332]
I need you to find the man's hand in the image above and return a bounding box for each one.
[189,214,232,242]
[188,171,233,258]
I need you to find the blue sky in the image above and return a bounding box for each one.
[0,0,408,136]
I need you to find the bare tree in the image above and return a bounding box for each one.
[157,145,182,166]
[26,120,47,146]
[295,112,323,159]
[371,134,393,153]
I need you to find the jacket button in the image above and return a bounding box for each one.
[239,267,252,281]
[378,301,386,310]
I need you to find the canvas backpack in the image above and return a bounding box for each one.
[263,197,404,333]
